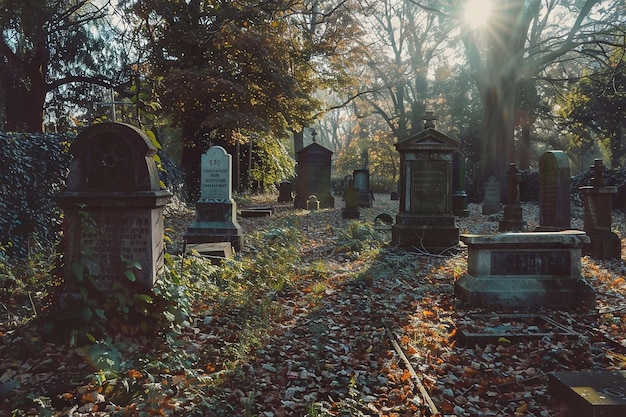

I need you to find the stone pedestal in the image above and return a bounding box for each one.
[455,231,596,309]
[184,146,243,251]
[391,113,460,253]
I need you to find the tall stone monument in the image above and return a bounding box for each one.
[537,150,571,231]
[56,122,172,291]
[294,138,334,209]
[391,112,459,253]
[579,159,621,260]
[184,146,243,251]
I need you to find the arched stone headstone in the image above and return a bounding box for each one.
[56,122,172,290]
[538,150,571,230]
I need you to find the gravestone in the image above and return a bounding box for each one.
[184,146,243,251]
[391,112,460,253]
[454,231,596,309]
[537,150,571,231]
[353,169,373,208]
[277,181,293,203]
[342,179,360,219]
[294,142,334,209]
[498,163,527,232]
[549,371,626,417]
[452,150,469,217]
[579,159,621,259]
[481,175,502,215]
[56,122,172,291]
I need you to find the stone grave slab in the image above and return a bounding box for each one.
[456,313,578,347]
[185,242,233,264]
[549,371,626,417]
[455,230,596,309]
[240,206,274,218]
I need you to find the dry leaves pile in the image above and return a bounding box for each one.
[2,194,626,416]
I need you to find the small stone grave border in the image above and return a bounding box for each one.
[456,313,578,346]
[240,206,274,218]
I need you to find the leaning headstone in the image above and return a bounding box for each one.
[391,112,459,253]
[452,150,469,217]
[537,150,571,231]
[56,122,172,291]
[481,175,502,215]
[498,163,527,232]
[184,146,243,251]
[579,159,621,259]
[293,142,334,209]
[353,169,373,208]
[342,179,360,219]
[455,231,595,309]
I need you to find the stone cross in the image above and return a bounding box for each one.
[422,110,437,129]
[94,88,133,122]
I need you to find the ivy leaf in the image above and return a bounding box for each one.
[124,270,137,282]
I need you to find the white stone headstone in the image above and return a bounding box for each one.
[200,146,231,201]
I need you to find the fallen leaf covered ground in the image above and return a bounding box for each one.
[2,193,626,416]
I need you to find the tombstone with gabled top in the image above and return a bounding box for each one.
[184,146,243,251]
[294,141,334,209]
[56,122,172,291]
[391,111,460,253]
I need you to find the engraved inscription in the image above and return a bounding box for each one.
[408,161,448,213]
[491,251,570,276]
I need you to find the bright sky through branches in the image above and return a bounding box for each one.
[463,0,493,28]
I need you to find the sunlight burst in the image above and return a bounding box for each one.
[463,0,493,28]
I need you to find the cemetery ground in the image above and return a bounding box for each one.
[2,194,626,417]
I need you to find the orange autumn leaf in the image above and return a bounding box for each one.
[400,335,411,345]
[128,369,142,379]
[406,345,418,355]
[400,369,411,382]
[423,310,437,319]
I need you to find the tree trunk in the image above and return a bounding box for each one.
[1,72,46,133]
[181,124,203,203]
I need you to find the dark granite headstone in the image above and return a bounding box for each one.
[56,122,172,291]
[538,150,571,230]
[294,143,334,209]
[391,112,459,253]
[184,146,243,251]
[579,159,621,259]
[499,163,527,231]
[481,175,502,215]
[277,181,293,202]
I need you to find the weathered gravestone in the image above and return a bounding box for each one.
[454,230,596,309]
[277,180,293,203]
[452,150,469,217]
[294,142,334,209]
[184,146,243,251]
[482,175,502,215]
[579,159,621,260]
[353,169,373,208]
[342,179,360,219]
[549,370,626,417]
[56,122,172,291]
[499,163,527,232]
[537,150,571,231]
[391,112,460,253]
